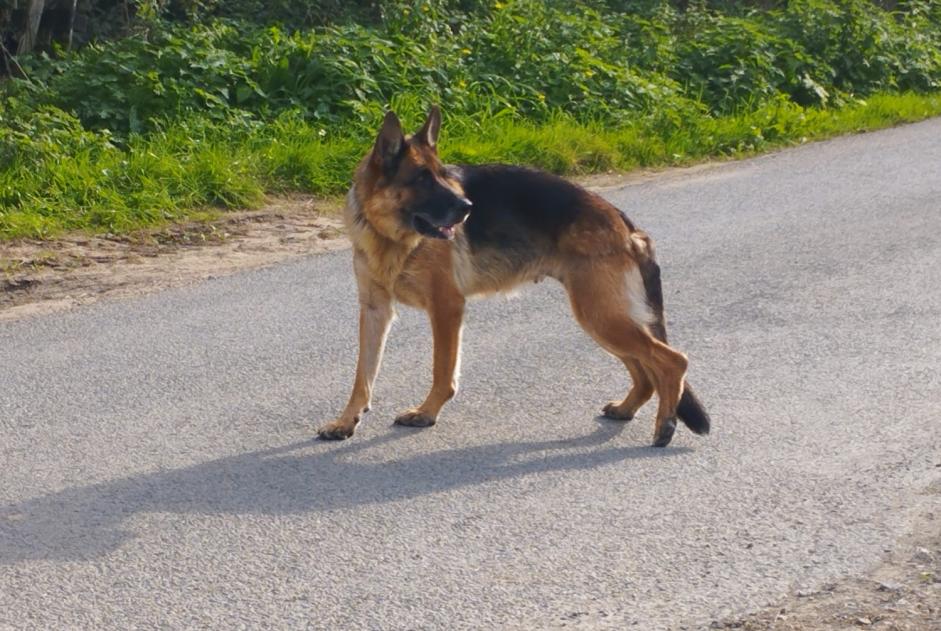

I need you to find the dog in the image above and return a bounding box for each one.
[317,106,710,447]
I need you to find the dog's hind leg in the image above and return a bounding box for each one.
[394,291,465,428]
[564,260,688,447]
[602,358,655,421]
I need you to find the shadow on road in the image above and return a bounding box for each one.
[0,418,689,563]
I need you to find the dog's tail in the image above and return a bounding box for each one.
[675,383,710,435]
[635,231,711,436]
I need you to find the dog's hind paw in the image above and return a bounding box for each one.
[393,409,437,428]
[317,419,358,440]
[652,417,677,448]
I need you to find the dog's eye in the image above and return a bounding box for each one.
[415,170,433,186]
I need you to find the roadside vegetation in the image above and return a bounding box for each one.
[2,0,941,239]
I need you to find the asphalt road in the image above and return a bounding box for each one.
[2,119,940,630]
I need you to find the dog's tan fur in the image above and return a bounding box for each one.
[318,107,703,446]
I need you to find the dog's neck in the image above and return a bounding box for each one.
[345,184,423,289]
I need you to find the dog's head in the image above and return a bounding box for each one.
[359,106,471,241]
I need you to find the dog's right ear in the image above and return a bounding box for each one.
[371,111,406,176]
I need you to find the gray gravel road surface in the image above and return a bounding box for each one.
[1,119,940,630]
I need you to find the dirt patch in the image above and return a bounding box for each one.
[573,161,735,192]
[712,485,941,631]
[1,195,347,321]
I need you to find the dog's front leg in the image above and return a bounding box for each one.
[394,296,465,428]
[318,283,394,440]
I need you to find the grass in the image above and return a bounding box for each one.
[1,91,940,240]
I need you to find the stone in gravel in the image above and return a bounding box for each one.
[914,547,933,563]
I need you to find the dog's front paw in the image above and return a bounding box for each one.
[393,409,437,428]
[317,418,358,440]
[602,401,634,421]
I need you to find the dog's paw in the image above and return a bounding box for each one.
[652,417,677,448]
[602,401,634,421]
[317,419,358,440]
[393,409,437,428]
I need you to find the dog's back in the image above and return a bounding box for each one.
[449,164,639,294]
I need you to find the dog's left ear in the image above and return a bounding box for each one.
[414,105,441,149]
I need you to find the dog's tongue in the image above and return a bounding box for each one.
[437,225,456,239]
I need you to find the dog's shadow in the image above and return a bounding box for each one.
[0,417,689,563]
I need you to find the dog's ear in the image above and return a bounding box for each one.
[372,111,406,175]
[414,105,441,149]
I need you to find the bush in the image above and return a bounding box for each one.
[15,23,264,133]
[672,10,830,111]
[464,0,685,119]
[774,0,941,95]
[8,0,941,136]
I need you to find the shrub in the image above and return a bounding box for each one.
[774,0,941,95]
[672,8,831,111]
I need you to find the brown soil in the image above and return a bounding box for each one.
[0,195,347,321]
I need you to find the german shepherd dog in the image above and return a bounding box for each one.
[317,106,710,447]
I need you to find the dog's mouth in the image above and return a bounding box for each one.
[412,213,467,240]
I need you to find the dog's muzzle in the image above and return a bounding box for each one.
[412,198,472,240]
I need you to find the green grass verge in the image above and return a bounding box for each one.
[2,91,940,240]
